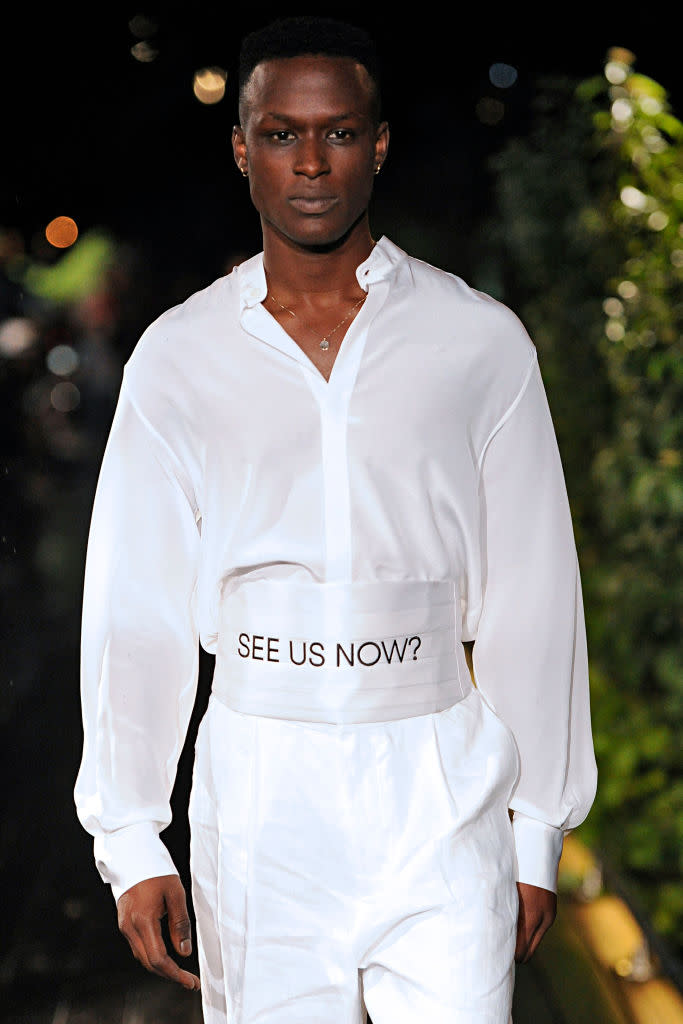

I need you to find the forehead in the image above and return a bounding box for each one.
[243,55,375,119]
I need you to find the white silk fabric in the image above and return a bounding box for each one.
[75,235,597,908]
[190,685,519,1023]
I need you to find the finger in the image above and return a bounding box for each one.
[121,924,152,971]
[137,918,201,990]
[165,882,193,957]
[515,911,542,963]
[518,911,552,963]
[524,912,555,961]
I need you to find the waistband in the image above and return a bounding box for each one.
[212,580,472,724]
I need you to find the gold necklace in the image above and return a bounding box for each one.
[268,292,366,351]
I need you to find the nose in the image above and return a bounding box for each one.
[294,137,330,178]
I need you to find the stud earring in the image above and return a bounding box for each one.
[240,164,249,178]
[374,164,382,175]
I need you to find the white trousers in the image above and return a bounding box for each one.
[188,684,519,1023]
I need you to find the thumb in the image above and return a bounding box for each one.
[165,877,193,957]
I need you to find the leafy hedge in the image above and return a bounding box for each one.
[479,51,683,955]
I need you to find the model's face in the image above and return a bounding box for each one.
[233,56,389,250]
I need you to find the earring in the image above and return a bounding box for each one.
[374,164,382,175]
[240,164,249,178]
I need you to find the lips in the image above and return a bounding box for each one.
[289,196,338,213]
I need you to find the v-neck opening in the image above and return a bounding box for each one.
[238,240,402,396]
[260,301,365,388]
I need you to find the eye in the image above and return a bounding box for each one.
[269,130,296,142]
[328,129,354,142]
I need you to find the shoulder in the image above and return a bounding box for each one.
[407,251,531,343]
[122,270,240,406]
[130,272,238,367]
[388,243,536,381]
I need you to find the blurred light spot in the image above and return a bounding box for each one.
[606,320,625,341]
[129,14,158,37]
[617,280,639,299]
[642,128,666,153]
[658,448,681,467]
[647,210,668,230]
[45,216,78,249]
[639,96,662,116]
[193,67,228,105]
[131,41,158,62]
[607,47,636,67]
[475,97,504,125]
[489,62,517,88]
[611,98,633,124]
[50,381,80,412]
[603,297,624,317]
[46,344,80,376]
[620,185,648,211]
[605,60,628,85]
[63,898,86,920]
[0,317,38,357]
[670,249,683,267]
[673,183,683,200]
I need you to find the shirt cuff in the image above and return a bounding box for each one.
[93,822,179,903]
[512,812,565,893]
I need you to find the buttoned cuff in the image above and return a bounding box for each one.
[512,812,565,893]
[93,822,179,903]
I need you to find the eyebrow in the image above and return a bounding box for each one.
[263,111,363,123]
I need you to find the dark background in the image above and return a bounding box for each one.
[1,4,681,1018]
[4,7,682,284]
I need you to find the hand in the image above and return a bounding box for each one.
[514,881,557,963]
[117,874,200,991]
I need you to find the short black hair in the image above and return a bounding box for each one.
[238,15,382,123]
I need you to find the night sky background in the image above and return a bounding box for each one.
[4,6,682,285]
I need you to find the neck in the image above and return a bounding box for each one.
[262,218,375,300]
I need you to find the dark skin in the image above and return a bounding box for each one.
[116,54,556,991]
[233,55,388,381]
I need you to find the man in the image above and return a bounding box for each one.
[75,16,598,1023]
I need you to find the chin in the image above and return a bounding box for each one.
[284,215,365,252]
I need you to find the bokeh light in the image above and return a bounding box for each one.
[617,280,639,299]
[46,344,80,376]
[603,297,624,317]
[475,97,505,126]
[605,60,629,85]
[620,185,648,211]
[45,216,78,249]
[131,41,158,62]
[0,317,38,357]
[647,210,669,231]
[489,62,518,88]
[128,14,158,38]
[611,98,634,127]
[193,67,228,105]
[50,381,80,413]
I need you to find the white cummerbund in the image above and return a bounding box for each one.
[212,579,472,724]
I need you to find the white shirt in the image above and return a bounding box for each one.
[74,236,598,901]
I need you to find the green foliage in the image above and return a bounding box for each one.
[482,51,683,958]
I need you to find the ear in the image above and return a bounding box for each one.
[232,125,247,174]
[374,121,390,173]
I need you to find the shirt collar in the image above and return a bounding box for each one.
[237,235,406,312]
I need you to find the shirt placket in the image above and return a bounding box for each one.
[240,263,391,585]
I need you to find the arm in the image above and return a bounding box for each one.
[74,377,202,987]
[471,354,598,959]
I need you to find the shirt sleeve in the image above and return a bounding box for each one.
[74,375,201,903]
[471,352,598,893]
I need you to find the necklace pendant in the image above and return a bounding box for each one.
[320,338,330,351]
